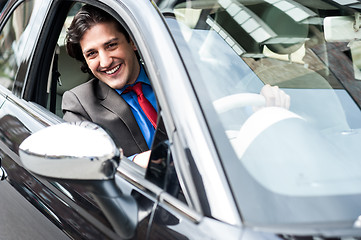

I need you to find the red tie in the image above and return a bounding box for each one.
[124,82,158,128]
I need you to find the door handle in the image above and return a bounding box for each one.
[0,167,7,181]
[0,166,6,181]
[0,158,7,181]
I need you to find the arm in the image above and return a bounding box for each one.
[132,150,151,168]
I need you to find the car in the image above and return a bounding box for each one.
[1,0,361,239]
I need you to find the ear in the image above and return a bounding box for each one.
[130,39,137,51]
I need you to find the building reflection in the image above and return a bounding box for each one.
[0,114,30,153]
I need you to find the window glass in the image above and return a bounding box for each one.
[157,0,361,229]
[0,0,35,90]
[0,0,8,14]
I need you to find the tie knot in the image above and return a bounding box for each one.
[124,82,143,96]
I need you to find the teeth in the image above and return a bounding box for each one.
[106,65,120,74]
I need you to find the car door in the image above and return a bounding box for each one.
[0,0,241,239]
[0,0,72,239]
[0,0,186,239]
[0,0,158,238]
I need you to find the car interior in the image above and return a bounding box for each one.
[171,0,361,133]
[46,5,91,117]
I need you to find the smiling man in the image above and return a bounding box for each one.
[62,5,166,167]
[80,21,140,90]
[62,5,290,168]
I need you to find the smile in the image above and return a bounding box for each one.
[105,65,120,75]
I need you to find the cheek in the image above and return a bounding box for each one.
[86,59,98,71]
[114,46,130,58]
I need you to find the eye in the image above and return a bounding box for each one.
[85,51,97,59]
[106,42,118,50]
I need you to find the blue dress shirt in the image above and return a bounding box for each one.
[116,65,157,151]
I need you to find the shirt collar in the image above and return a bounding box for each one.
[117,64,149,94]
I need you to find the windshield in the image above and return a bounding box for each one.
[156,0,361,233]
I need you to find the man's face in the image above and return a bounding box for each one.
[80,21,140,89]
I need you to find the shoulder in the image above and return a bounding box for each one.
[66,78,114,101]
[63,78,108,100]
[62,79,102,121]
[67,78,98,94]
[62,78,100,109]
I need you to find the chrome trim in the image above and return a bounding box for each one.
[159,191,203,223]
[6,95,63,127]
[0,85,11,99]
[171,131,203,211]
[159,192,203,223]
[116,158,163,199]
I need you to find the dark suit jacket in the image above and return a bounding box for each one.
[62,78,167,157]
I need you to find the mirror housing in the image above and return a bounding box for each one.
[19,121,120,180]
[19,122,137,239]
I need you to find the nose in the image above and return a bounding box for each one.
[99,50,112,68]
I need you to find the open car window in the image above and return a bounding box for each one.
[46,2,90,117]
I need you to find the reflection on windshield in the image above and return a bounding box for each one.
[158,0,361,230]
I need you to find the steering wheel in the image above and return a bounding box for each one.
[213,93,266,114]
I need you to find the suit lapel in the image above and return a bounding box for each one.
[97,81,149,152]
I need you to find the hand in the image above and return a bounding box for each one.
[259,84,290,109]
[133,150,151,168]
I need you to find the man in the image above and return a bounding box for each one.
[62,5,290,167]
[62,5,165,167]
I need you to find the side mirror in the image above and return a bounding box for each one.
[324,15,361,42]
[19,121,137,239]
[19,121,120,180]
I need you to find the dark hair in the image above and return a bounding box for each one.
[66,5,130,73]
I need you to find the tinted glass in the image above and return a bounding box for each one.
[0,0,35,90]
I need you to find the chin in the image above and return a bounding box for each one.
[100,77,125,89]
[110,81,127,90]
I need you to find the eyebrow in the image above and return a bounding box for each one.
[104,37,119,46]
[82,37,119,55]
